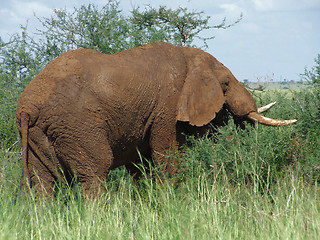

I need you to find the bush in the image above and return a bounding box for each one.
[0,86,20,149]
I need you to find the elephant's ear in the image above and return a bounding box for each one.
[177,51,225,127]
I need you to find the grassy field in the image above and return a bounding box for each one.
[0,87,319,239]
[0,145,319,239]
[245,81,310,90]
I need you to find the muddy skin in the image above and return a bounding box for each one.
[16,42,264,198]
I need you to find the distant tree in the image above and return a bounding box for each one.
[245,75,271,91]
[302,54,320,86]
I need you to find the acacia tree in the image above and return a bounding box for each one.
[35,1,130,56]
[130,6,242,48]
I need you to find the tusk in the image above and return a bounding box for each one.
[258,101,277,113]
[247,112,297,126]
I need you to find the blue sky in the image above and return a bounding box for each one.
[1,0,319,81]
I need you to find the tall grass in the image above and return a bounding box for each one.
[0,147,319,239]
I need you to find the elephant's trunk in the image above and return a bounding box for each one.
[247,111,297,126]
[223,73,297,126]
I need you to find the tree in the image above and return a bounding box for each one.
[297,54,320,141]
[35,1,130,56]
[130,5,242,48]
[0,26,41,89]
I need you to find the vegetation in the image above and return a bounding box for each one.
[0,1,319,239]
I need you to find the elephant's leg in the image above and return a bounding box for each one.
[23,126,61,197]
[149,122,179,177]
[62,131,113,199]
[79,175,107,199]
[74,148,113,199]
[27,150,55,197]
[24,139,56,197]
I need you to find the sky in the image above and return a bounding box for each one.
[0,0,320,81]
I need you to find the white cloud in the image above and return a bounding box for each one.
[251,0,320,12]
[290,0,320,10]
[0,0,53,39]
[251,0,275,11]
[220,3,244,15]
[12,0,52,19]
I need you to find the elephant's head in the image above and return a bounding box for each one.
[176,47,297,127]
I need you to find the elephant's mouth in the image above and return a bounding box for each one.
[246,102,298,126]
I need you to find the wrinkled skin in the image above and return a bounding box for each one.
[16,42,259,197]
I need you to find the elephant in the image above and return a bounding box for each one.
[16,42,297,197]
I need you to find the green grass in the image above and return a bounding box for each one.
[0,151,319,239]
[246,81,310,91]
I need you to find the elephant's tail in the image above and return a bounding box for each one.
[20,112,31,185]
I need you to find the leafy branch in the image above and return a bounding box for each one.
[131,6,242,48]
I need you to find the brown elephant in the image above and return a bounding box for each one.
[16,42,296,197]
